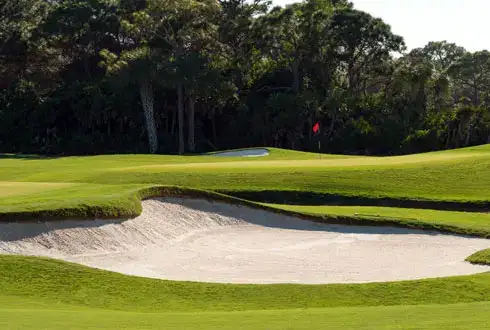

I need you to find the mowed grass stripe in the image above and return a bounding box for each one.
[1,302,489,330]
[0,182,77,198]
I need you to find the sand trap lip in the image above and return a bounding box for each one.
[0,198,489,284]
[208,148,269,157]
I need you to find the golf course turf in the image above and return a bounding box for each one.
[467,249,490,265]
[0,144,489,329]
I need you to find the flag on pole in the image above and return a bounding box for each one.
[312,122,320,134]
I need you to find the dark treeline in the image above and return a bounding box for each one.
[1,0,489,156]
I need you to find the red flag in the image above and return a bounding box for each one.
[312,122,320,134]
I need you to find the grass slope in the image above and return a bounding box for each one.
[1,256,490,329]
[1,256,490,311]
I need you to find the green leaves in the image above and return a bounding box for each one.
[1,0,489,155]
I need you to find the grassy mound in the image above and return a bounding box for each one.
[2,256,490,312]
[466,249,490,265]
[1,256,490,329]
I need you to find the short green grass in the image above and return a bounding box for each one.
[466,249,490,265]
[1,145,490,328]
[0,181,76,198]
[0,256,489,329]
[4,256,490,312]
[2,302,489,330]
[0,145,489,208]
[268,204,490,237]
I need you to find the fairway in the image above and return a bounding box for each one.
[2,302,490,330]
[0,182,76,198]
[1,145,490,329]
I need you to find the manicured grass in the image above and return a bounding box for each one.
[0,256,489,329]
[0,184,147,219]
[268,204,490,237]
[1,256,490,312]
[1,302,490,330]
[0,145,488,207]
[65,146,490,203]
[0,181,76,198]
[1,145,490,328]
[1,184,489,238]
[466,249,490,265]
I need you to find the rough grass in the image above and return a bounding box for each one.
[466,249,490,265]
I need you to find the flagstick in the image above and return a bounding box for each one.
[318,141,321,159]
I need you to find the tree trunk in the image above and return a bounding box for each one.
[187,94,196,153]
[211,107,217,145]
[445,125,452,149]
[465,118,473,146]
[347,61,355,94]
[171,106,176,136]
[473,84,479,106]
[308,117,312,142]
[139,80,158,153]
[177,82,185,155]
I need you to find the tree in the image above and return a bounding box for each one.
[2,0,490,156]
[420,41,466,112]
[141,0,220,154]
[0,0,53,89]
[449,51,490,106]
[329,8,405,96]
[99,2,165,154]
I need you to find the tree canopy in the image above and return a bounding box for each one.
[1,0,489,155]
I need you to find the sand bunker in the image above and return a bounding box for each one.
[210,148,269,157]
[0,198,489,284]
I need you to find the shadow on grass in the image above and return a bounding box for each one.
[0,154,57,160]
[224,190,490,212]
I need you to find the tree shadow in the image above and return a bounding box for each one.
[0,154,59,160]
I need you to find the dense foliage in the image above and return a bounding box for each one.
[1,0,489,155]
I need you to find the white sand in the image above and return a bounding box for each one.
[0,198,488,284]
[210,148,269,157]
